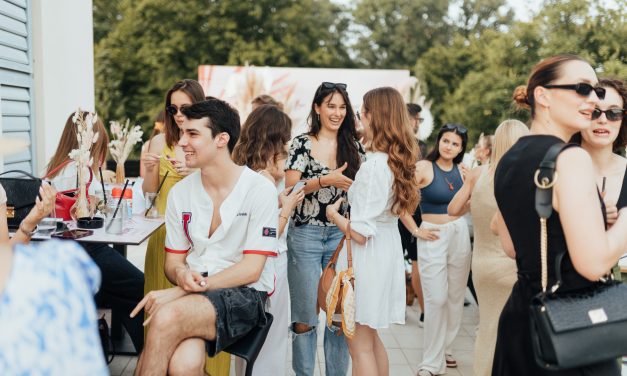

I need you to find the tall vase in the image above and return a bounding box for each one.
[71,164,90,219]
[115,161,126,184]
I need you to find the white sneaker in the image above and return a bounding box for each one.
[417,369,434,376]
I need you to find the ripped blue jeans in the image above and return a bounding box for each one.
[287,223,349,376]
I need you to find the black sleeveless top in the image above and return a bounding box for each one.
[617,165,627,210]
[494,135,602,293]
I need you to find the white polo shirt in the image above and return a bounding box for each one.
[165,167,278,292]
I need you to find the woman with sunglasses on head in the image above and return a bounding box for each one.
[284,82,365,376]
[447,120,529,376]
[403,123,471,376]
[491,55,627,375]
[141,79,231,375]
[325,87,419,376]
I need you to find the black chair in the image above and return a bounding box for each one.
[224,313,274,376]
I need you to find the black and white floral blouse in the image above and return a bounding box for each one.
[285,133,366,227]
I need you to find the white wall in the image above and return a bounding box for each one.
[31,0,94,173]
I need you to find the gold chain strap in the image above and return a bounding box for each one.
[540,217,548,293]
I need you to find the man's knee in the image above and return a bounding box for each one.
[150,301,183,331]
[293,322,313,334]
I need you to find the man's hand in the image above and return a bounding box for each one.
[130,286,188,326]
[175,267,209,293]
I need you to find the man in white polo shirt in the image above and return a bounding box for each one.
[131,99,278,375]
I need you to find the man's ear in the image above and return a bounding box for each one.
[215,132,230,149]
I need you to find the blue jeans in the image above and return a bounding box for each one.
[287,224,349,376]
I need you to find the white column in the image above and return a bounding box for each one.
[31,0,94,173]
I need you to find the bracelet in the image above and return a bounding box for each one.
[279,214,289,222]
[411,228,420,238]
[318,176,325,188]
[18,222,38,237]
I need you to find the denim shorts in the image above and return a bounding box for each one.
[200,287,268,356]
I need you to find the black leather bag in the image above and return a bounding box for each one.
[530,142,627,370]
[0,170,41,229]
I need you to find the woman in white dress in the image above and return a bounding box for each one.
[326,87,420,376]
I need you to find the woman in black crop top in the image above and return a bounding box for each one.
[401,124,471,376]
[491,55,627,375]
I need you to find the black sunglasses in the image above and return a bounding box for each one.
[165,104,188,116]
[591,108,625,122]
[543,83,606,100]
[442,123,467,134]
[321,82,347,91]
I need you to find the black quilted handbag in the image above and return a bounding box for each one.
[530,142,627,370]
[0,170,41,229]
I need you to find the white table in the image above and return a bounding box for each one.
[31,215,164,256]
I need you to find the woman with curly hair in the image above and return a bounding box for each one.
[325,87,420,376]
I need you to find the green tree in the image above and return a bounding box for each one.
[352,0,451,69]
[415,0,626,143]
[94,0,353,135]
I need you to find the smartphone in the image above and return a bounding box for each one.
[292,180,306,192]
[51,229,94,240]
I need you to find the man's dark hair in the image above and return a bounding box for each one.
[181,99,241,152]
[407,103,422,117]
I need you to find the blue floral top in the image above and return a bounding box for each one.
[0,240,107,375]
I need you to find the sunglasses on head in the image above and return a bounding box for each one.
[165,104,187,116]
[591,108,625,122]
[321,82,347,91]
[442,123,467,134]
[543,83,606,100]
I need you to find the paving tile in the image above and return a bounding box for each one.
[389,364,415,376]
[451,336,475,351]
[387,348,410,365]
[108,355,131,376]
[380,332,400,348]
[394,333,424,349]
[402,348,423,367]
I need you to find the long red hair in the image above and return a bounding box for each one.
[362,87,419,215]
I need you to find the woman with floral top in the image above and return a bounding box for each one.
[284,82,365,376]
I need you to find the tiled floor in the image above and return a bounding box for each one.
[111,244,627,376]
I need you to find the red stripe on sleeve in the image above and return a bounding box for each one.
[165,247,189,254]
[243,250,278,257]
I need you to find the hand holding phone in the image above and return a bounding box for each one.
[292,180,306,193]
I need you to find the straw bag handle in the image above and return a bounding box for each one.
[346,221,352,269]
[326,214,352,269]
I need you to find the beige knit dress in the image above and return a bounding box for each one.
[470,166,517,376]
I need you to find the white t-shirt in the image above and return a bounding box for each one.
[0,184,6,206]
[165,167,278,292]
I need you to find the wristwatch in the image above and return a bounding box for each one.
[18,222,38,237]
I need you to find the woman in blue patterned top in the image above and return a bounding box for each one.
[0,239,106,375]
